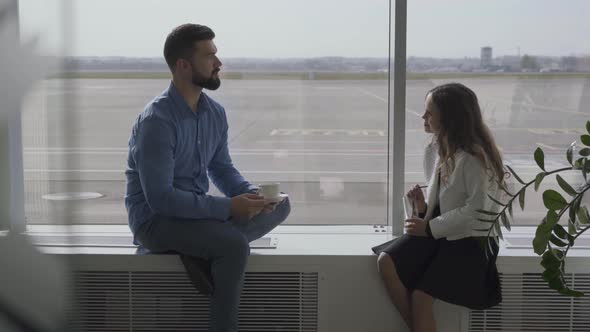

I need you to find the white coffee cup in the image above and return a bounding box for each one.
[258,183,280,199]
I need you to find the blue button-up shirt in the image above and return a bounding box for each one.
[125,82,255,235]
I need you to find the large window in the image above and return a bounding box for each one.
[19,0,391,226]
[19,0,590,230]
[405,0,590,226]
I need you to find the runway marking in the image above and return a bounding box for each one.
[22,169,560,178]
[357,88,387,103]
[24,147,128,151]
[314,87,346,90]
[25,169,124,173]
[239,152,388,157]
[23,150,427,157]
[356,88,422,117]
[23,169,387,175]
[233,148,389,152]
[270,129,386,136]
[536,143,558,150]
[24,151,127,155]
[255,140,388,144]
[483,97,585,115]
[528,128,586,135]
[22,152,390,157]
[407,108,422,117]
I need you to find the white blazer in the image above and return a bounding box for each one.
[422,144,501,240]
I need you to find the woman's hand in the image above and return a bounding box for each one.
[406,185,426,215]
[404,218,428,236]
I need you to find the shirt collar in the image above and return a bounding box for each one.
[167,81,209,117]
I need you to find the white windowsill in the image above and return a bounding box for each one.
[21,224,590,264]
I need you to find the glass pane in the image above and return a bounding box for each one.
[19,0,79,226]
[406,0,590,226]
[20,0,390,226]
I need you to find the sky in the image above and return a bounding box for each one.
[17,0,590,58]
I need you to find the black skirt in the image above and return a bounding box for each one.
[373,235,502,310]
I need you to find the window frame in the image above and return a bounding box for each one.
[4,0,26,233]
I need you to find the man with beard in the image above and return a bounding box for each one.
[125,24,291,332]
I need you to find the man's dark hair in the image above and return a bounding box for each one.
[163,24,215,72]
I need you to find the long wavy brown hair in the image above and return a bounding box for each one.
[428,83,506,186]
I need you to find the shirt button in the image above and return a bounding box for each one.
[197,140,201,144]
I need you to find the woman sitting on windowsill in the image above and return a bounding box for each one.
[374,83,505,332]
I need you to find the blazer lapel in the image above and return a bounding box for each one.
[424,158,440,222]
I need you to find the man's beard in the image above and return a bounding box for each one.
[192,69,221,90]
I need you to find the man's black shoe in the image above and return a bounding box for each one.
[180,254,214,296]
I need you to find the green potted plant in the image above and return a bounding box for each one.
[479,121,590,297]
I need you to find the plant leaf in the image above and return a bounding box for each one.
[555,174,577,196]
[540,248,559,267]
[500,184,516,197]
[546,210,560,229]
[542,190,568,211]
[508,202,514,218]
[552,248,565,260]
[477,209,500,216]
[587,121,590,135]
[500,211,511,231]
[579,148,590,157]
[487,237,495,258]
[534,231,550,255]
[556,224,576,246]
[534,172,545,191]
[548,276,566,292]
[553,224,569,240]
[550,234,568,247]
[553,224,576,246]
[566,142,574,165]
[570,197,580,224]
[582,134,590,146]
[568,219,577,235]
[537,219,552,235]
[487,194,506,207]
[560,288,585,297]
[494,221,504,240]
[534,147,546,171]
[518,189,526,210]
[542,267,561,282]
[477,218,497,223]
[506,164,525,185]
[577,205,590,224]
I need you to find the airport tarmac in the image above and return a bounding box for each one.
[20,76,590,226]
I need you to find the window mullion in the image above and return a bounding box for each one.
[388,0,407,236]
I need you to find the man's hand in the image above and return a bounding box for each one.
[230,193,266,220]
[404,217,427,236]
[261,201,277,214]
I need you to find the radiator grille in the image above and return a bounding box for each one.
[71,271,319,331]
[470,273,590,332]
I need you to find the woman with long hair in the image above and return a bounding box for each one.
[375,83,504,332]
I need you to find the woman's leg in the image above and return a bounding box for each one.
[377,252,413,330]
[411,290,436,332]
